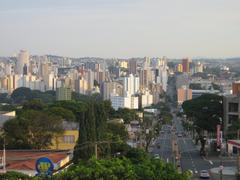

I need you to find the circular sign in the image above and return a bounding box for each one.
[36,157,54,176]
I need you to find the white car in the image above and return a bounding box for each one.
[199,170,210,179]
[153,154,160,159]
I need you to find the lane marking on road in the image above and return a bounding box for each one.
[209,160,213,165]
[160,131,167,159]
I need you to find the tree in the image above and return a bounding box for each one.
[0,93,11,103]
[227,119,240,139]
[11,88,56,104]
[48,107,76,121]
[107,123,128,142]
[4,110,63,149]
[112,108,137,124]
[22,99,46,111]
[182,94,223,133]
[55,148,190,180]
[0,171,29,180]
[74,103,97,161]
[11,87,32,104]
[182,94,223,156]
[189,83,203,90]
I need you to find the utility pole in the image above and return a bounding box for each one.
[219,119,223,180]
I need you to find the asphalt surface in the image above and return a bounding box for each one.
[151,125,173,163]
[150,76,237,179]
[173,115,214,179]
[150,115,214,179]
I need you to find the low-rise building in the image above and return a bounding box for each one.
[223,95,240,135]
[50,121,79,150]
[177,86,192,105]
[192,89,220,99]
[0,150,72,176]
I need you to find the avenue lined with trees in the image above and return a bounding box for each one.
[0,87,191,179]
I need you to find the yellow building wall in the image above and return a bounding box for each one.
[177,64,183,72]
[50,130,79,150]
[119,61,128,69]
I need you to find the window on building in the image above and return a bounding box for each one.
[229,103,239,112]
[228,115,239,125]
[62,135,75,144]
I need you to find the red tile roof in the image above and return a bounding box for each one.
[0,150,70,171]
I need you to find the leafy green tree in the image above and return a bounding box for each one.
[11,87,32,104]
[55,148,190,180]
[112,108,137,124]
[0,171,29,180]
[22,99,46,111]
[189,83,203,90]
[74,103,97,161]
[4,110,63,149]
[11,88,56,104]
[0,93,12,103]
[182,94,223,133]
[48,107,76,121]
[107,123,128,141]
[227,119,240,139]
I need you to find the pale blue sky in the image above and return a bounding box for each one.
[0,0,240,58]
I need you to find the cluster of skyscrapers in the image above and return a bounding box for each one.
[0,50,168,108]
[104,57,168,109]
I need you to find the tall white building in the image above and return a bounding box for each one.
[141,89,153,108]
[16,50,29,75]
[123,74,139,95]
[110,90,139,110]
[155,57,168,92]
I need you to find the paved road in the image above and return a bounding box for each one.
[150,75,238,178]
[173,114,215,179]
[151,125,173,163]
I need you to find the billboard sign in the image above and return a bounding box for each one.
[36,157,54,176]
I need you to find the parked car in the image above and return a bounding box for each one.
[177,133,182,137]
[199,170,210,179]
[154,154,160,159]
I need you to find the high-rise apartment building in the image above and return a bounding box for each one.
[195,62,203,73]
[16,50,30,75]
[100,81,113,100]
[232,81,240,95]
[182,58,190,73]
[56,86,72,101]
[128,59,137,75]
[119,60,128,69]
[143,57,151,69]
[139,69,152,90]
[176,64,183,72]
[177,86,192,105]
[140,89,153,108]
[75,77,88,95]
[123,74,139,95]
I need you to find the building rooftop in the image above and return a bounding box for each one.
[0,150,71,171]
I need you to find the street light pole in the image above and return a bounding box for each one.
[219,118,223,180]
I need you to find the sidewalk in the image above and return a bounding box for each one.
[190,138,237,162]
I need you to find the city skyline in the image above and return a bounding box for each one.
[1,0,240,58]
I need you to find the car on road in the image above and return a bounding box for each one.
[153,154,160,159]
[199,170,210,179]
[177,133,182,137]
